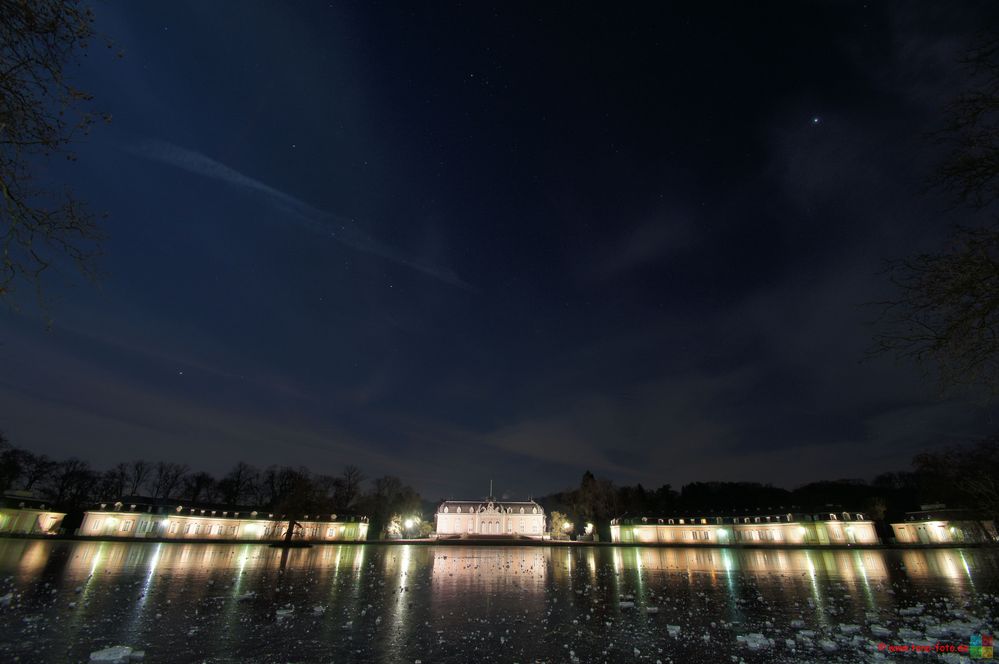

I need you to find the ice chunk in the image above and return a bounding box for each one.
[89,646,133,663]
[736,633,771,651]
[870,625,891,638]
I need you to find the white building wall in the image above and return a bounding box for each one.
[435,501,544,538]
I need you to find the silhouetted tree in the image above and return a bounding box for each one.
[333,465,364,511]
[19,452,55,492]
[181,471,218,503]
[875,38,999,396]
[125,460,151,495]
[1,0,110,305]
[150,462,187,499]
[358,475,422,539]
[101,462,128,498]
[218,462,258,505]
[913,437,999,520]
[42,458,93,507]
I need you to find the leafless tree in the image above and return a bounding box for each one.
[181,471,218,503]
[875,38,999,396]
[150,461,188,499]
[126,459,151,495]
[1,0,111,306]
[218,462,260,505]
[42,457,91,506]
[913,437,999,521]
[333,465,364,511]
[19,452,55,492]
[100,462,128,498]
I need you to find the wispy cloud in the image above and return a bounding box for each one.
[587,216,696,282]
[128,139,476,291]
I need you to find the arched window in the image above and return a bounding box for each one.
[443,506,449,513]
[532,507,538,514]
[520,507,525,514]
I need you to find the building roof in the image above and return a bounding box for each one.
[87,496,367,523]
[0,491,60,512]
[437,499,543,514]
[612,510,873,526]
[899,507,989,522]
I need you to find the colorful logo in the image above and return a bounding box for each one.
[971,633,994,660]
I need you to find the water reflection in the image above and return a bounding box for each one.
[0,540,998,663]
[618,546,890,580]
[1,540,995,588]
[429,546,548,592]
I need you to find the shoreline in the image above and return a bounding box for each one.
[1,533,995,551]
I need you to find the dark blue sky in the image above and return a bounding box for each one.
[2,1,997,500]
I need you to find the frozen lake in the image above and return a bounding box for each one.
[0,540,996,662]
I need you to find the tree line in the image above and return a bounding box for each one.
[538,436,999,541]
[0,432,421,538]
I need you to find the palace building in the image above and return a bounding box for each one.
[434,493,545,539]
[78,498,368,542]
[890,505,997,545]
[0,492,65,536]
[611,511,880,546]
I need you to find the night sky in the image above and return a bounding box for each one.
[2,2,997,501]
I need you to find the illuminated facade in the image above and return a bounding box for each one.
[434,498,545,538]
[891,507,997,545]
[78,500,368,542]
[0,492,65,536]
[610,511,880,546]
